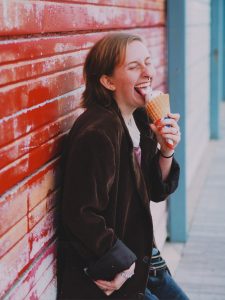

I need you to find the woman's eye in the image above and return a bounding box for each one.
[128,65,139,70]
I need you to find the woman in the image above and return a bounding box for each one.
[58,33,188,300]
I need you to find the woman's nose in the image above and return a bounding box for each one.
[142,64,155,78]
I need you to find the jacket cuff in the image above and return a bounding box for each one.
[85,239,137,281]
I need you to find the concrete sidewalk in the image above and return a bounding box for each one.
[163,102,225,300]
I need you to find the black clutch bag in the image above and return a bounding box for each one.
[84,239,137,281]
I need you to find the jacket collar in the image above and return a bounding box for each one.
[92,100,155,210]
[108,101,154,211]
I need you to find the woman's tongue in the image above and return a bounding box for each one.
[134,86,151,100]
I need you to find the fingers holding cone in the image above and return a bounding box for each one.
[145,91,181,150]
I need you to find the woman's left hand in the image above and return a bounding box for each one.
[94,262,135,296]
[150,113,181,154]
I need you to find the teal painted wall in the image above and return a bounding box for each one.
[210,0,223,138]
[223,0,225,101]
[167,0,187,242]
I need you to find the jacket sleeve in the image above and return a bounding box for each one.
[62,129,136,280]
[148,151,180,202]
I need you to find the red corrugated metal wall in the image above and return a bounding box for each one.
[0,1,166,298]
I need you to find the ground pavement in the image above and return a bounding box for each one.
[162,102,225,300]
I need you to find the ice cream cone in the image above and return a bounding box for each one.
[145,93,170,123]
[145,93,174,150]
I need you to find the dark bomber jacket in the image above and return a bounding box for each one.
[58,101,180,299]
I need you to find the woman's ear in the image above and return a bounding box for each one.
[100,75,116,91]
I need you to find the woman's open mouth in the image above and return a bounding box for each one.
[134,83,152,99]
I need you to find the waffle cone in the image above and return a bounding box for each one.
[145,93,170,122]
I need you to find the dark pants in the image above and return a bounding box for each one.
[144,270,189,300]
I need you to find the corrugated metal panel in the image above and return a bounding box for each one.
[0,0,167,297]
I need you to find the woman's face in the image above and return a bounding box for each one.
[109,40,155,114]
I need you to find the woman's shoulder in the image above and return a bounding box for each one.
[69,105,122,142]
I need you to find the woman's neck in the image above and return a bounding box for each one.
[115,99,135,120]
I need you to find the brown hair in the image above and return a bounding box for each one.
[81,33,143,108]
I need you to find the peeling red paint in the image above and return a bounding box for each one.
[0,90,82,148]
[0,66,83,119]
[0,1,165,36]
[6,243,56,300]
[0,159,60,236]
[0,32,104,65]
[0,50,88,87]
[0,134,64,195]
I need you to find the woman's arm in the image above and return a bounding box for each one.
[152,113,181,181]
[158,152,174,181]
[148,113,181,202]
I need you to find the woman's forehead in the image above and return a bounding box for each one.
[124,41,150,62]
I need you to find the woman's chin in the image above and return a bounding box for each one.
[135,98,146,108]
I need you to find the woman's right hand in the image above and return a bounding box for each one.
[94,262,135,296]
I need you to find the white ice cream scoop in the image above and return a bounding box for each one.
[145,89,163,102]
